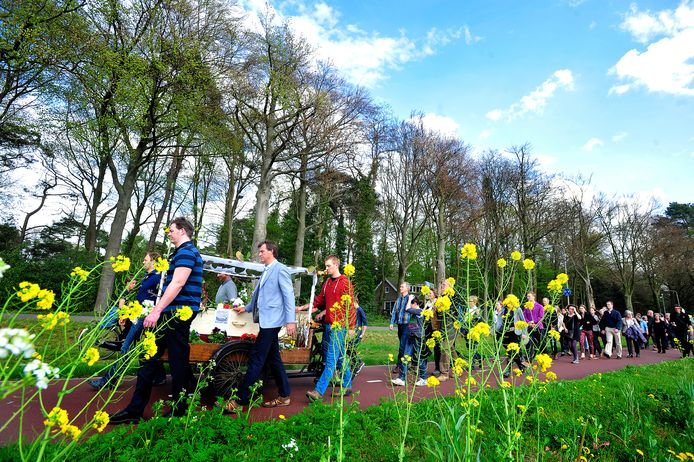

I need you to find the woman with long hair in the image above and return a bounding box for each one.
[579,305,596,359]
[564,304,582,364]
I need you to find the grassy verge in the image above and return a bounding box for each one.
[7,359,691,461]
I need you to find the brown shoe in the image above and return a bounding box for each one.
[437,374,448,382]
[261,396,291,408]
[306,389,323,402]
[222,400,241,414]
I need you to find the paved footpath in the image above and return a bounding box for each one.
[1,348,688,445]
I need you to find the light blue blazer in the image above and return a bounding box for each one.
[244,260,296,329]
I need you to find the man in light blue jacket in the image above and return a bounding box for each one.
[225,240,296,411]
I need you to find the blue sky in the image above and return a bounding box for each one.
[243,0,694,207]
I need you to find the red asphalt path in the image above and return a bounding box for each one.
[0,348,687,445]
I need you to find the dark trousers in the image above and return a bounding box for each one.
[626,336,641,356]
[502,331,524,370]
[238,326,290,405]
[396,324,408,366]
[654,333,667,353]
[676,333,692,357]
[125,312,194,416]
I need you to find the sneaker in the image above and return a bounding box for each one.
[580,353,585,359]
[391,378,405,386]
[572,360,579,364]
[355,361,365,376]
[87,378,108,391]
[415,378,427,387]
[616,355,622,359]
[636,353,640,358]
[306,389,323,402]
[153,378,167,386]
[627,354,633,358]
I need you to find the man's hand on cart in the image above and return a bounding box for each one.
[232,305,246,313]
[286,323,296,336]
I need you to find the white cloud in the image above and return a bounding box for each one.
[414,113,461,137]
[583,137,604,151]
[534,154,558,169]
[238,1,464,87]
[485,69,575,121]
[478,129,492,140]
[612,131,628,142]
[610,1,694,96]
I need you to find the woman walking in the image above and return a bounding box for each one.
[579,305,597,359]
[564,304,582,364]
[652,313,668,354]
[623,310,644,358]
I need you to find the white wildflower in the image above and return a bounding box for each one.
[23,359,60,389]
[0,328,35,359]
[0,258,9,278]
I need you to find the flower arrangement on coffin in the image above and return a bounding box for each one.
[207,328,228,344]
[278,336,296,350]
[240,333,257,342]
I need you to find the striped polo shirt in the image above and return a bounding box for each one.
[162,240,203,312]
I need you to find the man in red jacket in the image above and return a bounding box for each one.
[299,255,356,401]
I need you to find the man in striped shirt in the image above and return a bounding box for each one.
[110,217,203,424]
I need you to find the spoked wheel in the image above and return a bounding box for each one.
[78,322,123,360]
[212,342,253,398]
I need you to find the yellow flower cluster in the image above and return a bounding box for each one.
[401,355,412,364]
[467,322,491,342]
[548,329,561,341]
[331,321,343,330]
[511,251,522,261]
[514,320,529,331]
[546,371,557,381]
[341,294,352,307]
[453,320,462,330]
[432,330,442,340]
[388,353,394,362]
[443,287,455,297]
[154,258,169,273]
[544,304,555,314]
[460,243,478,260]
[547,273,568,292]
[175,305,193,321]
[44,407,69,428]
[118,300,143,321]
[435,296,452,312]
[142,331,157,359]
[420,285,430,296]
[343,263,355,277]
[500,381,512,389]
[556,273,569,284]
[92,411,109,432]
[464,376,477,386]
[17,281,40,302]
[506,342,520,353]
[82,348,100,366]
[535,353,553,372]
[446,277,456,287]
[497,258,507,268]
[37,311,70,330]
[110,255,131,273]
[502,294,520,310]
[61,424,81,441]
[523,300,534,309]
[522,259,535,270]
[422,309,434,321]
[426,338,436,349]
[426,376,440,388]
[36,289,55,310]
[70,267,89,281]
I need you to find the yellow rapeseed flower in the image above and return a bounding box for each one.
[331,321,342,330]
[154,258,169,273]
[37,311,68,330]
[435,296,452,312]
[422,309,434,321]
[454,357,468,369]
[502,294,520,310]
[524,301,534,309]
[279,414,286,420]
[443,287,456,297]
[343,263,355,277]
[548,329,561,341]
[556,273,569,284]
[497,258,507,268]
[453,320,462,330]
[426,376,440,388]
[446,277,456,287]
[401,355,412,364]
[118,300,143,321]
[426,338,436,349]
[511,251,521,261]
[460,243,478,260]
[44,407,69,428]
[513,368,523,377]
[636,449,644,456]
[468,398,480,407]
[142,331,158,359]
[522,259,535,270]
[514,320,529,331]
[341,294,352,307]
[468,322,491,342]
[388,353,394,362]
[432,330,442,340]
[546,371,557,381]
[70,267,89,281]
[536,353,553,372]
[175,305,193,321]
[92,411,109,432]
[544,304,555,314]
[547,279,563,292]
[420,285,430,296]
[506,342,520,353]
[35,289,55,310]
[501,381,512,389]
[464,377,477,387]
[82,348,100,366]
[111,255,131,273]
[60,424,81,441]
[17,281,41,302]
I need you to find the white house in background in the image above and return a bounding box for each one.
[374,279,426,314]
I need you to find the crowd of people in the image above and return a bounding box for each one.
[386,282,694,386]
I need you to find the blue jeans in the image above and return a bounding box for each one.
[315,326,352,395]
[100,319,165,385]
[396,324,408,365]
[399,334,428,380]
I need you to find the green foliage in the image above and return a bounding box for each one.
[352,179,377,311]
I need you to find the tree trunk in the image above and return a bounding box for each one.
[293,154,308,294]
[251,173,272,257]
[85,157,109,252]
[95,165,139,313]
[435,202,446,288]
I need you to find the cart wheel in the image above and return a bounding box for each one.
[212,342,253,398]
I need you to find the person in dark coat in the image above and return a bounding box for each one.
[564,304,582,364]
